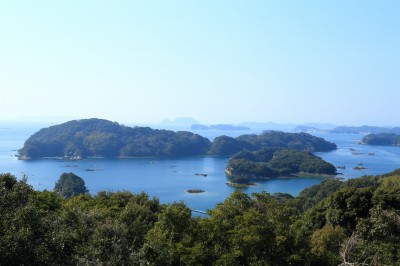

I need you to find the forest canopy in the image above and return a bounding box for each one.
[1,169,400,265]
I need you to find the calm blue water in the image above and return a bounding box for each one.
[313,133,400,178]
[1,123,400,212]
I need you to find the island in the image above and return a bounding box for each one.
[18,119,338,160]
[330,126,400,134]
[225,148,337,186]
[360,133,400,146]
[293,125,328,133]
[18,118,211,159]
[209,131,337,156]
[191,124,251,131]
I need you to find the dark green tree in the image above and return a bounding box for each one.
[54,172,88,199]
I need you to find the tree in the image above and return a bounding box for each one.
[310,225,345,265]
[54,173,88,199]
[139,202,192,265]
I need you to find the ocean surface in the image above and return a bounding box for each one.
[1,123,400,213]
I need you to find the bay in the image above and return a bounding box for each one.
[1,123,400,213]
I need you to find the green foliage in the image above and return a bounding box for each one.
[231,148,277,162]
[269,149,336,175]
[309,225,345,265]
[54,172,88,199]
[208,135,252,156]
[325,187,373,232]
[0,174,62,265]
[299,172,400,265]
[210,131,337,156]
[226,158,276,183]
[297,179,343,211]
[186,191,303,265]
[19,120,337,160]
[361,132,400,146]
[139,202,191,265]
[226,148,337,183]
[18,118,211,159]
[1,170,400,265]
[238,131,337,152]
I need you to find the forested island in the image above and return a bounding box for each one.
[1,169,400,265]
[18,118,337,159]
[225,148,337,184]
[209,131,337,156]
[361,133,400,146]
[18,119,211,159]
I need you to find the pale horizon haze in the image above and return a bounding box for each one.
[1,1,399,126]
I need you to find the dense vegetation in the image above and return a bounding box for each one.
[1,170,400,265]
[209,131,337,156]
[361,133,400,146]
[54,172,88,199]
[225,149,337,184]
[18,119,337,159]
[18,119,211,159]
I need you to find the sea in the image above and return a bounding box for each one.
[1,122,400,214]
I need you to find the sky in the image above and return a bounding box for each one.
[0,1,399,126]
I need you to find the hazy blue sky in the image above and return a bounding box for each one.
[1,1,399,125]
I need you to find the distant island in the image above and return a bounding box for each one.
[360,133,400,146]
[158,117,201,128]
[18,118,211,159]
[293,125,329,133]
[18,119,337,160]
[191,124,251,131]
[330,125,400,134]
[225,148,337,185]
[209,131,337,156]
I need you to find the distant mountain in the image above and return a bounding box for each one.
[191,124,251,131]
[330,126,400,134]
[18,118,211,159]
